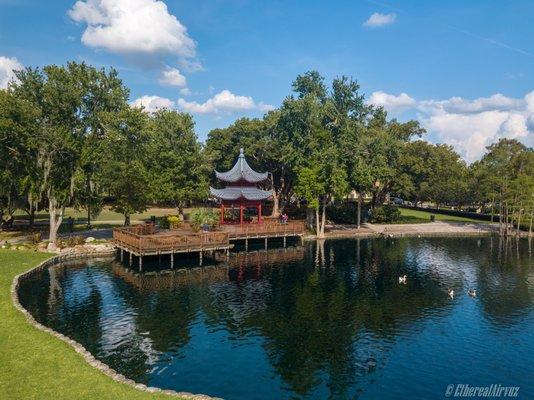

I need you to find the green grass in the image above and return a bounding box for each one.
[14,207,180,225]
[397,207,487,224]
[0,250,179,399]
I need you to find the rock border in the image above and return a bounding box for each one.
[11,250,221,400]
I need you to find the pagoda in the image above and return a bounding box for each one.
[210,149,272,225]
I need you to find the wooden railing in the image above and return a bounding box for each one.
[222,220,306,239]
[113,224,229,254]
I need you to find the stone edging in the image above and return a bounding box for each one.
[11,251,222,400]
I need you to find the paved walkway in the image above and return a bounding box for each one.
[366,221,499,236]
[318,221,501,239]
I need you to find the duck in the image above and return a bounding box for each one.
[468,289,477,297]
[448,289,454,298]
[398,275,407,284]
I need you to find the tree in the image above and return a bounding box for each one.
[148,109,208,211]
[476,139,533,236]
[0,90,40,227]
[101,107,151,225]
[10,62,129,246]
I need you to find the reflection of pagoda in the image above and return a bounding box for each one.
[210,149,272,225]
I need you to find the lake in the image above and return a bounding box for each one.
[18,237,534,399]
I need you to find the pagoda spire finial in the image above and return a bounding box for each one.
[239,148,244,157]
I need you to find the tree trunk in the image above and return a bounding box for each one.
[315,207,321,238]
[306,207,314,229]
[529,207,533,237]
[516,203,523,236]
[318,197,326,239]
[47,197,64,250]
[124,214,131,226]
[357,191,362,229]
[271,191,280,218]
[87,205,92,230]
[490,193,495,223]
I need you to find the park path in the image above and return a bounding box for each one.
[365,221,499,236]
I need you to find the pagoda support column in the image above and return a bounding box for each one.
[258,203,262,224]
[220,204,224,225]
[240,204,244,226]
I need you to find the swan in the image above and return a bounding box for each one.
[398,275,407,284]
[448,289,454,298]
[468,289,477,297]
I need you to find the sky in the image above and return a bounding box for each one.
[0,0,533,162]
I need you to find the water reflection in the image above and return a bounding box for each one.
[18,238,534,399]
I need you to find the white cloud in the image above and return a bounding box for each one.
[363,12,396,28]
[176,90,274,115]
[68,0,199,67]
[369,90,534,162]
[0,56,23,89]
[158,66,186,87]
[179,87,191,96]
[419,94,523,114]
[132,95,174,112]
[369,91,416,111]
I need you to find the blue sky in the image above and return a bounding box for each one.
[1,0,533,161]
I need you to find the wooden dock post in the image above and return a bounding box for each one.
[120,248,124,262]
[171,252,174,269]
[129,252,132,267]
[245,239,248,251]
[264,237,268,250]
[283,236,287,248]
[139,256,143,272]
[199,251,203,266]
[226,248,229,261]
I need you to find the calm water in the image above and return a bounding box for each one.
[19,237,534,399]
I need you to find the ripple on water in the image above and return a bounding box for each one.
[17,237,534,400]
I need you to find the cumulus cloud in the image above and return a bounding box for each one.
[176,90,274,115]
[363,12,396,28]
[369,91,416,111]
[132,95,174,112]
[68,0,199,67]
[0,56,23,89]
[158,66,186,87]
[368,90,534,162]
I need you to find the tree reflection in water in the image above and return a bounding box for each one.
[17,238,534,399]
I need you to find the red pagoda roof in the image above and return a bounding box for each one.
[214,148,268,183]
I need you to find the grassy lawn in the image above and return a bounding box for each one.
[14,207,180,226]
[398,207,486,224]
[0,250,178,400]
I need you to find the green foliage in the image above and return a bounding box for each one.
[326,203,362,225]
[148,110,208,209]
[159,215,182,229]
[100,107,151,224]
[370,205,401,223]
[189,208,220,232]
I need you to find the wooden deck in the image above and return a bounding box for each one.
[222,220,306,240]
[112,224,231,257]
[112,220,306,265]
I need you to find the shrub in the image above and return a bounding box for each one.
[159,215,182,229]
[370,205,401,223]
[190,208,219,232]
[57,235,86,248]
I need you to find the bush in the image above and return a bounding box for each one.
[190,208,219,232]
[326,203,358,224]
[370,205,401,223]
[57,235,86,248]
[159,215,183,229]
